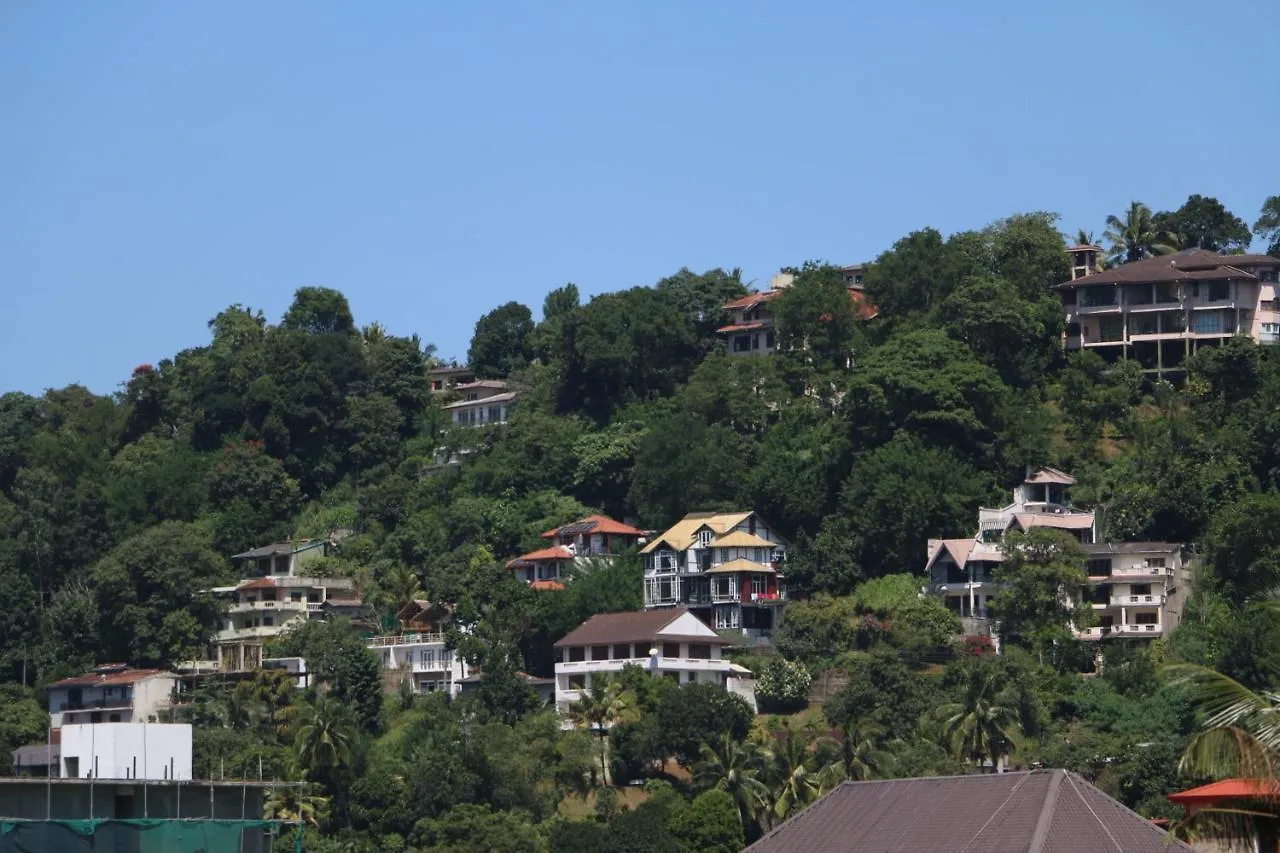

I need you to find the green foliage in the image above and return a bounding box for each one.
[669,788,744,853]
[990,529,1090,658]
[657,683,754,768]
[412,803,547,853]
[271,619,384,734]
[773,595,857,666]
[469,302,535,379]
[1256,195,1280,256]
[1153,194,1253,253]
[754,658,812,713]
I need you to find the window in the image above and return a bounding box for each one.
[291,591,303,602]
[751,576,765,596]
[1128,284,1154,305]
[1086,559,1112,577]
[1129,313,1158,335]
[662,642,681,659]
[1133,612,1159,625]
[108,714,121,723]
[752,334,760,350]
[1144,557,1166,569]
[698,550,712,572]
[262,616,274,627]
[1260,269,1278,283]
[733,336,751,353]
[488,406,502,423]
[1131,583,1152,596]
[1080,286,1117,307]
[698,529,713,547]
[632,644,649,659]
[568,674,586,690]
[765,331,776,349]
[568,646,584,663]
[590,645,609,661]
[748,516,757,535]
[1098,316,1124,341]
[687,643,712,660]
[714,606,741,630]
[1155,282,1178,303]
[1208,281,1231,302]
[656,551,676,572]
[612,644,630,660]
[1193,311,1225,334]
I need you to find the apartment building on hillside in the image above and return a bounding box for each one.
[47,665,178,728]
[507,515,647,587]
[641,511,786,641]
[717,266,878,357]
[1057,248,1280,378]
[925,467,1189,642]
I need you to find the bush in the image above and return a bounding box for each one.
[755,658,812,713]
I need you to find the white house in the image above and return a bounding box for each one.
[58,723,193,781]
[47,666,178,728]
[442,380,517,427]
[553,608,756,714]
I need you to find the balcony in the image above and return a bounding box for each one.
[746,592,786,606]
[557,657,731,674]
[216,624,288,641]
[711,589,740,604]
[1110,564,1173,579]
[227,599,310,614]
[1110,593,1164,607]
[1112,623,1162,636]
[369,632,445,647]
[57,697,134,712]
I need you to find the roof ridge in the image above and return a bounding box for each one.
[958,772,1036,853]
[1028,769,1065,853]
[1062,771,1124,852]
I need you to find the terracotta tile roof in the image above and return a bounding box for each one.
[529,580,566,591]
[723,291,781,310]
[541,515,646,539]
[746,770,1191,853]
[237,578,277,590]
[506,546,574,567]
[1057,248,1273,289]
[715,322,769,333]
[554,608,732,648]
[49,667,174,689]
[1168,778,1280,804]
[927,538,978,570]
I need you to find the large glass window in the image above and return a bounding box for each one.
[1193,311,1225,334]
[1208,281,1230,302]
[1080,286,1118,307]
[1099,316,1124,341]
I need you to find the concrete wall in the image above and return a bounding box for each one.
[0,779,265,819]
[60,724,192,781]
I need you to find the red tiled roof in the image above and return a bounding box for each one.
[529,580,566,591]
[506,546,573,567]
[723,291,781,310]
[715,322,768,333]
[1169,778,1280,803]
[237,578,277,590]
[541,515,646,539]
[50,667,173,689]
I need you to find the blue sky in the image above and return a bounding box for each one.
[2,1,1277,395]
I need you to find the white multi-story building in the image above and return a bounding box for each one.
[640,511,786,641]
[552,608,756,714]
[47,666,178,728]
[507,515,647,587]
[203,538,359,673]
[367,600,469,696]
[442,380,517,427]
[926,467,1189,641]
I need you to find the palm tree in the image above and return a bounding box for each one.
[1075,229,1099,247]
[1165,663,1280,780]
[930,662,1022,772]
[264,783,330,827]
[834,716,894,782]
[379,563,423,617]
[291,696,357,786]
[695,733,771,833]
[567,675,635,785]
[766,726,837,826]
[1103,201,1176,266]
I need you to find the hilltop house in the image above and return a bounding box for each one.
[428,363,475,393]
[640,511,786,641]
[925,467,1189,641]
[367,600,469,696]
[442,380,517,427]
[1057,247,1280,378]
[717,267,877,357]
[553,608,756,714]
[507,515,647,587]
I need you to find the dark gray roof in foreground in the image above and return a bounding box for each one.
[745,769,1192,853]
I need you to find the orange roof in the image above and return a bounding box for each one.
[529,580,566,591]
[541,515,646,539]
[506,546,573,567]
[1169,779,1280,803]
[723,291,781,310]
[716,322,768,333]
[237,578,277,590]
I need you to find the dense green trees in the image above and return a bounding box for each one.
[469,302,535,379]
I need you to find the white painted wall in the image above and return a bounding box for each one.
[657,611,719,639]
[60,723,192,781]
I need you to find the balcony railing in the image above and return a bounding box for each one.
[57,698,134,712]
[369,632,445,647]
[711,590,740,604]
[1110,593,1163,606]
[1110,565,1173,578]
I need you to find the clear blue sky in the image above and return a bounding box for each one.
[3,1,1277,395]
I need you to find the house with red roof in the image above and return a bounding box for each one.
[717,266,877,357]
[1169,778,1280,851]
[47,664,178,728]
[507,515,647,586]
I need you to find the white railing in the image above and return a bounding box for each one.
[1112,623,1162,635]
[1110,565,1172,578]
[369,632,445,647]
[1110,594,1163,606]
[556,657,730,674]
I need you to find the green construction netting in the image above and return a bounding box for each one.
[0,818,299,853]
